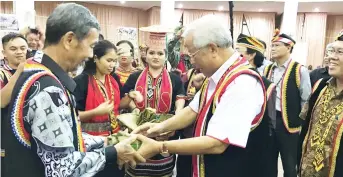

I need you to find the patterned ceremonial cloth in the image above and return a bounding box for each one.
[300,78,343,177]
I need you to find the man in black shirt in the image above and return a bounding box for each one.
[3,3,145,177]
[309,43,333,86]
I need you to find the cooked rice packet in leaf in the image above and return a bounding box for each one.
[107,129,142,151]
[117,108,173,133]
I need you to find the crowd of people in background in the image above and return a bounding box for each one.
[1,2,343,177]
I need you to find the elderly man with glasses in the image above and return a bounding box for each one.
[132,14,270,177]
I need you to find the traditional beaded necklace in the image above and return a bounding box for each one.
[93,75,118,133]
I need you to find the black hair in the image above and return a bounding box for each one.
[99,34,104,41]
[29,28,39,35]
[338,35,343,41]
[260,40,267,50]
[83,40,117,75]
[116,40,134,57]
[284,43,294,53]
[246,48,264,68]
[2,33,27,47]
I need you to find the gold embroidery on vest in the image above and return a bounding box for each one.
[309,87,343,172]
[281,61,302,133]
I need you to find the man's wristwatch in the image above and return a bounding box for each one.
[160,142,170,157]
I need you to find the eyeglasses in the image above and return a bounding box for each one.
[185,47,204,58]
[327,49,343,57]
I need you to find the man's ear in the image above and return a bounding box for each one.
[208,42,219,54]
[1,49,5,58]
[61,31,78,50]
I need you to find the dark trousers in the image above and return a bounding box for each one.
[176,154,192,177]
[267,111,299,177]
[176,132,193,177]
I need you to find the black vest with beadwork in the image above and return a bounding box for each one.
[264,61,302,133]
[198,68,270,177]
[3,70,46,177]
[3,66,82,177]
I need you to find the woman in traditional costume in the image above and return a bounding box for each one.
[74,40,123,136]
[115,40,139,86]
[121,25,186,177]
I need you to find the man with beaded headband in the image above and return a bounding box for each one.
[263,29,311,177]
[298,30,343,177]
[2,3,145,177]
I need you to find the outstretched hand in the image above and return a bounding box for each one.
[115,135,146,169]
[135,134,161,159]
[131,122,165,138]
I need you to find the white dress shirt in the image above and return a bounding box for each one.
[189,52,264,148]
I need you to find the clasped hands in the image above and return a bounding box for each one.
[113,122,174,169]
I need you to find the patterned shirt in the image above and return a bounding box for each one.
[9,54,118,177]
[300,78,343,177]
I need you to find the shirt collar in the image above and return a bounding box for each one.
[272,58,292,68]
[327,77,343,98]
[320,67,328,74]
[3,63,14,71]
[40,54,77,92]
[209,52,240,85]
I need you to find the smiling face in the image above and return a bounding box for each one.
[328,40,343,79]
[146,47,166,69]
[26,33,40,50]
[2,37,28,68]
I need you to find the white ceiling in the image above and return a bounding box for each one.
[86,1,343,14]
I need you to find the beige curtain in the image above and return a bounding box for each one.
[243,12,276,59]
[146,8,275,58]
[34,1,148,45]
[296,13,327,68]
[147,7,160,26]
[326,15,343,46]
[0,1,13,14]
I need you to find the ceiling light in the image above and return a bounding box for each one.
[218,6,224,11]
[178,4,183,8]
[258,9,263,12]
[120,1,126,4]
[314,8,320,12]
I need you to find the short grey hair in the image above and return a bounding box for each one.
[45,3,100,46]
[182,14,232,49]
[326,43,334,51]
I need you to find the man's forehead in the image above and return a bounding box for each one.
[27,33,39,37]
[332,41,343,49]
[272,41,284,45]
[5,38,28,47]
